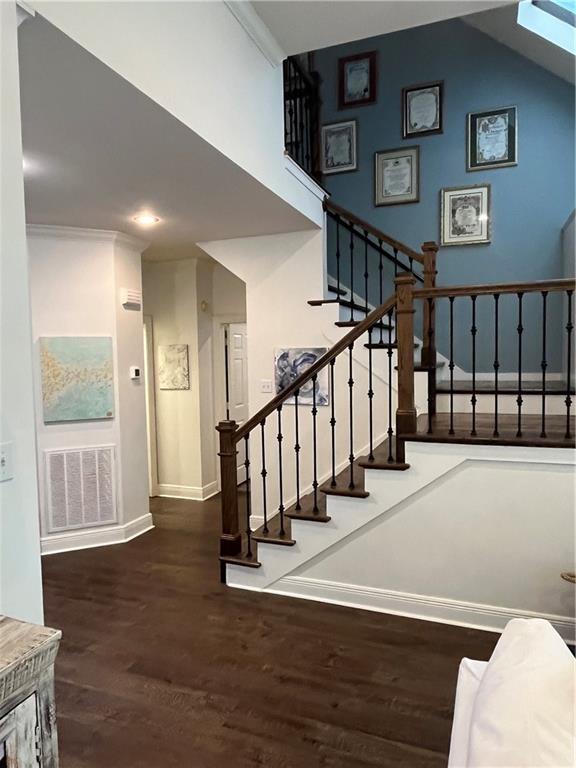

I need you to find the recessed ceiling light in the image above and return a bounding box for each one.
[133,212,160,226]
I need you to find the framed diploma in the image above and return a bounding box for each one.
[321,121,357,174]
[402,81,443,138]
[467,106,517,170]
[338,51,377,109]
[374,146,420,206]
[440,184,491,246]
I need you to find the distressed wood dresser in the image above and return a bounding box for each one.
[0,616,61,767]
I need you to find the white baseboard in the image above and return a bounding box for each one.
[41,512,154,555]
[268,576,576,644]
[157,481,218,501]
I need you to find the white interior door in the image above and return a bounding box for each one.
[227,323,248,483]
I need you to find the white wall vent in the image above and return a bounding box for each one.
[120,288,142,309]
[45,446,117,533]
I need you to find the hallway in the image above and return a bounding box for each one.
[42,496,498,767]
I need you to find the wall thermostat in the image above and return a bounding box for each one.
[130,366,141,380]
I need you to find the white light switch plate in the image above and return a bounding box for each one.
[0,442,14,482]
[260,379,273,394]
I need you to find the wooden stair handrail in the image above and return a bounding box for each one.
[235,294,397,442]
[414,278,575,300]
[324,199,424,264]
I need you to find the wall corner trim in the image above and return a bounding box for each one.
[40,512,154,555]
[224,1,286,67]
[268,576,576,644]
[284,154,327,203]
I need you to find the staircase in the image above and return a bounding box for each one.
[216,198,575,589]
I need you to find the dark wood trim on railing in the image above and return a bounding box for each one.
[216,420,242,557]
[235,295,397,441]
[414,278,575,300]
[324,199,424,264]
[394,275,417,462]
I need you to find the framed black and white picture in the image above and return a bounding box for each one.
[338,51,377,109]
[274,348,329,406]
[402,81,443,138]
[374,146,420,206]
[440,184,491,246]
[467,106,517,171]
[321,121,357,174]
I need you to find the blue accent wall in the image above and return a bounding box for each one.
[315,19,575,373]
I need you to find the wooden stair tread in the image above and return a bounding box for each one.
[336,319,392,331]
[357,437,410,470]
[399,413,576,449]
[327,285,347,296]
[252,514,296,546]
[307,298,341,306]
[219,551,261,569]
[285,491,331,522]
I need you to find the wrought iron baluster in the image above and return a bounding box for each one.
[348,343,355,488]
[260,420,268,533]
[541,292,548,438]
[277,406,285,535]
[364,230,369,315]
[471,295,477,437]
[294,390,301,511]
[329,358,337,487]
[335,215,341,297]
[288,62,295,156]
[387,308,394,461]
[312,375,319,512]
[516,292,524,438]
[304,90,311,172]
[493,294,500,437]
[349,225,355,322]
[393,247,398,278]
[378,239,384,344]
[409,256,414,275]
[449,296,455,435]
[368,328,374,462]
[566,290,573,439]
[244,435,252,557]
[298,72,305,167]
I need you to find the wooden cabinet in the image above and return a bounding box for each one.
[0,617,61,767]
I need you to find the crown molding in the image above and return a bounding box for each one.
[224,1,285,67]
[26,224,148,253]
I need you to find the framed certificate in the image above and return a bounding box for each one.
[402,82,443,138]
[338,51,377,109]
[440,184,491,246]
[468,106,517,170]
[374,146,420,206]
[321,121,357,174]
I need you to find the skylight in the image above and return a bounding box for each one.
[517,0,576,54]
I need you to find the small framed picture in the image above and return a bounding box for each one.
[321,121,357,174]
[338,51,377,109]
[402,81,443,138]
[440,184,491,246]
[374,146,420,206]
[467,106,517,171]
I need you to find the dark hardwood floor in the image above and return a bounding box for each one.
[42,495,499,768]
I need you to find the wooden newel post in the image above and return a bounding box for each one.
[395,275,417,445]
[216,420,242,557]
[421,241,439,418]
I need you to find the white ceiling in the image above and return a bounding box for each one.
[251,0,514,55]
[464,3,575,83]
[18,15,312,261]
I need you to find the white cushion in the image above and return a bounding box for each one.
[448,658,488,768]
[468,618,576,767]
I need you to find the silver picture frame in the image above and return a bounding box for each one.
[321,121,357,175]
[374,146,420,206]
[440,184,491,246]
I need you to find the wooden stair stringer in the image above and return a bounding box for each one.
[225,449,466,591]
